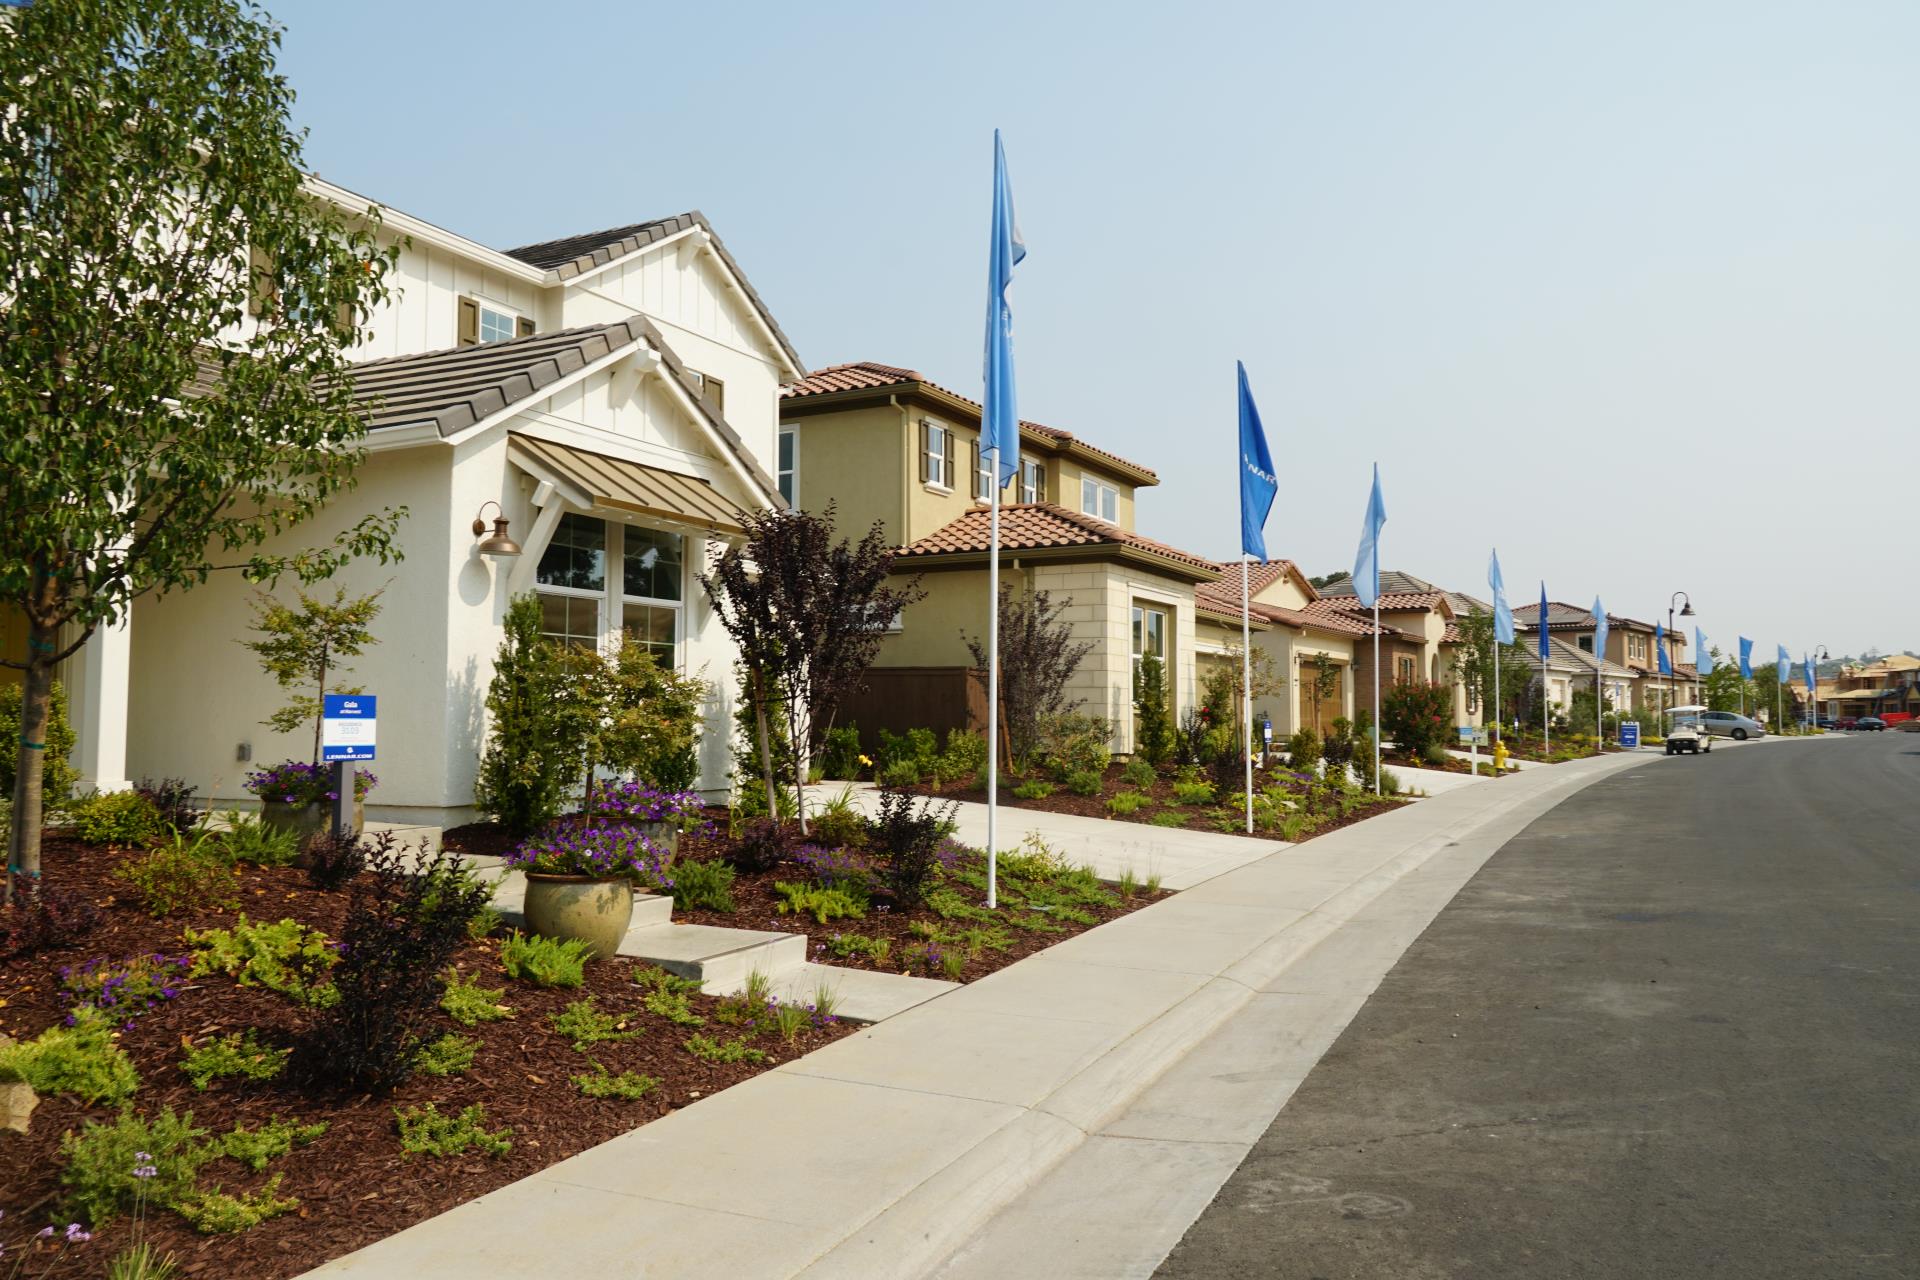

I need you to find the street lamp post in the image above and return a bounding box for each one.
[1667,591,1693,734]
[1807,645,1829,730]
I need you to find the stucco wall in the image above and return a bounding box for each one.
[788,405,909,545]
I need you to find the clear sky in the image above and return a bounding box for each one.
[275,0,1916,660]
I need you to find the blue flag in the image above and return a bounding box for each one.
[1537,583,1550,661]
[981,129,1026,484]
[1803,653,1816,692]
[1738,636,1753,679]
[1352,464,1386,608]
[1777,643,1790,684]
[1488,551,1515,645]
[1237,362,1276,561]
[1592,597,1608,663]
[1696,627,1713,674]
[1656,623,1672,676]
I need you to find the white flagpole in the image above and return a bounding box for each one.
[1242,556,1253,833]
[1544,651,1550,754]
[986,473,1000,909]
[1494,645,1500,754]
[1371,603,1381,794]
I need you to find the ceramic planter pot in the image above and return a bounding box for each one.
[259,797,363,843]
[522,874,635,961]
[635,819,679,858]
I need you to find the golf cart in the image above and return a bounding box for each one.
[1666,705,1713,756]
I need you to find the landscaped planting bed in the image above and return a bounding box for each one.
[0,832,853,1280]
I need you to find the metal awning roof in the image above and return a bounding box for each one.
[509,434,744,535]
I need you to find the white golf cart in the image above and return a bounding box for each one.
[1666,704,1713,756]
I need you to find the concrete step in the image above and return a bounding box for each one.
[487,870,672,934]
[764,962,958,1024]
[618,923,807,995]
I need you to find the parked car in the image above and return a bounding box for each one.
[1835,716,1859,731]
[1816,716,1837,729]
[1693,710,1766,740]
[1666,706,1712,756]
[1855,717,1888,731]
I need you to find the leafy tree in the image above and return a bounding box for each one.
[701,504,921,835]
[1382,679,1453,756]
[0,0,404,901]
[966,585,1095,771]
[1309,570,1351,590]
[1307,654,1342,735]
[1701,650,1752,714]
[243,587,382,763]
[1450,608,1533,733]
[474,595,579,838]
[1132,654,1172,766]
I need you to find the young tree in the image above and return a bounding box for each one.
[1307,653,1342,735]
[1450,607,1533,730]
[1132,654,1172,766]
[1702,649,1751,713]
[0,0,405,900]
[701,504,921,835]
[966,585,1096,770]
[243,587,383,763]
[474,594,580,838]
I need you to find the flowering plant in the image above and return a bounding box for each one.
[59,953,191,1025]
[593,780,707,829]
[791,845,874,890]
[244,760,377,805]
[507,822,672,887]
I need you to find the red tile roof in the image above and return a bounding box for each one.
[1207,560,1311,600]
[784,362,1156,482]
[901,504,1216,577]
[1194,581,1388,638]
[1308,590,1452,615]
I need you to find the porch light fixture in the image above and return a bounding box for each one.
[471,501,522,557]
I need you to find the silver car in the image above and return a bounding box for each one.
[1691,710,1766,740]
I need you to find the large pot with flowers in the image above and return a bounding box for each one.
[246,761,377,841]
[593,781,707,858]
[507,821,673,961]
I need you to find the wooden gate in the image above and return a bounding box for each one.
[830,667,988,751]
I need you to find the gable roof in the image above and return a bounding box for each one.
[503,211,805,378]
[1307,590,1456,618]
[1209,560,1318,603]
[1515,601,1660,633]
[1194,579,1388,638]
[1315,569,1443,599]
[901,503,1216,581]
[783,361,1158,485]
[340,318,781,504]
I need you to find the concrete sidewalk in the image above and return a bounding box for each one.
[305,750,1653,1280]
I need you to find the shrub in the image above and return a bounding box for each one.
[1171,779,1215,805]
[937,729,988,784]
[113,830,240,917]
[290,835,490,1093]
[70,789,166,846]
[0,883,102,957]
[59,952,192,1023]
[0,679,79,804]
[807,786,869,849]
[875,727,940,776]
[1148,810,1187,827]
[1132,654,1173,766]
[395,1102,512,1158]
[1173,705,1211,768]
[174,1176,300,1234]
[685,1033,767,1065]
[826,932,891,966]
[790,844,874,890]
[593,638,709,793]
[1065,769,1103,797]
[475,594,579,837]
[867,788,959,910]
[500,931,593,988]
[726,817,787,875]
[133,777,201,834]
[670,858,737,912]
[574,1061,660,1100]
[1421,742,1450,766]
[412,1032,480,1076]
[504,821,670,887]
[1037,713,1111,780]
[59,1107,213,1227]
[551,996,640,1050]
[877,759,920,789]
[441,971,514,1026]
[213,812,300,867]
[1120,758,1157,789]
[1106,790,1149,816]
[1012,778,1055,800]
[0,1009,139,1106]
[773,880,867,925]
[820,725,864,780]
[1382,679,1454,758]
[300,829,366,890]
[212,1117,327,1172]
[184,915,337,1007]
[180,1030,289,1090]
[1321,719,1355,769]
[1284,726,1320,768]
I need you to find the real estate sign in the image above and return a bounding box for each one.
[321,694,377,762]
[1619,721,1640,749]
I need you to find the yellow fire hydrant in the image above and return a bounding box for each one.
[1493,738,1510,774]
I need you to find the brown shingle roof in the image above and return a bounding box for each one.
[785,361,1157,483]
[901,504,1216,579]
[503,211,804,376]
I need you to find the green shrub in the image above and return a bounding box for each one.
[551,996,641,1050]
[1284,726,1320,768]
[1421,742,1450,766]
[68,788,167,846]
[808,789,870,849]
[501,930,592,987]
[212,1117,328,1172]
[825,932,892,966]
[1065,769,1103,797]
[937,729,988,784]
[685,1033,768,1065]
[1037,713,1112,780]
[574,1060,660,1100]
[59,1107,212,1227]
[214,812,301,866]
[877,759,920,789]
[184,915,337,1006]
[670,857,737,912]
[1132,654,1173,765]
[1106,790,1149,816]
[0,1009,140,1106]
[114,837,240,917]
[1148,810,1187,827]
[174,1175,299,1234]
[441,971,514,1026]
[1382,679,1454,758]
[395,1102,512,1158]
[180,1030,289,1090]
[1011,778,1055,800]
[475,594,580,837]
[0,679,79,804]
[773,879,867,925]
[413,1033,480,1077]
[1171,779,1215,805]
[1120,758,1157,789]
[820,725,864,779]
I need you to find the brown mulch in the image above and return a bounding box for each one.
[1381,750,1472,774]
[0,835,852,1280]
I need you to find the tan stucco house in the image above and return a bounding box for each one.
[1306,571,1480,729]
[1192,562,1376,740]
[1516,601,1699,712]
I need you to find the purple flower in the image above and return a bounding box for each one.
[65,1224,91,1243]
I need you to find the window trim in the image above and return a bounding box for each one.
[1081,476,1118,523]
[476,299,521,345]
[777,423,798,507]
[1020,459,1045,504]
[921,419,955,492]
[533,513,687,669]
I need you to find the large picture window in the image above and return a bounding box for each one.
[535,512,683,666]
[1082,477,1118,523]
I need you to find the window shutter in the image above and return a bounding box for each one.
[919,421,930,484]
[943,430,955,487]
[458,296,479,347]
[515,315,535,338]
[970,441,981,498]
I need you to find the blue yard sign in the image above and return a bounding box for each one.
[1619,721,1640,749]
[321,694,377,762]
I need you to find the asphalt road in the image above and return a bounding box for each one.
[1157,733,1920,1279]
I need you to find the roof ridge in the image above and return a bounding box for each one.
[503,211,697,260]
[344,320,634,372]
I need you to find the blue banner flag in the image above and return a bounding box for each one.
[1696,627,1713,674]
[1592,598,1608,663]
[1777,643,1790,684]
[981,129,1026,483]
[1657,622,1672,676]
[1803,653,1816,692]
[1237,362,1276,561]
[1738,636,1753,679]
[1488,551,1515,645]
[1352,464,1386,608]
[1537,583,1550,661]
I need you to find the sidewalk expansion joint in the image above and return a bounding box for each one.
[535,1177,804,1227]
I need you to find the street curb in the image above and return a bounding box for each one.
[796,751,1657,1280]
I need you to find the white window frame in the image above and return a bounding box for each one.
[777,424,798,506]
[477,299,520,345]
[924,420,953,491]
[1020,459,1044,504]
[1081,476,1118,523]
[974,438,994,501]
[533,512,687,669]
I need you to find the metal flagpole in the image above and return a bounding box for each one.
[1242,556,1253,833]
[1371,603,1381,794]
[1543,655,1550,754]
[986,474,1000,909]
[1494,646,1500,752]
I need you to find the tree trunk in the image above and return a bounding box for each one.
[789,699,810,838]
[6,634,57,907]
[311,641,330,764]
[749,670,778,822]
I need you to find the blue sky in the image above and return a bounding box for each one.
[277,0,1916,658]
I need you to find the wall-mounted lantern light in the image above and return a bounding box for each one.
[471,501,522,557]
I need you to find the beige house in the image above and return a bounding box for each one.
[1306,572,1477,729]
[1516,601,1699,712]
[1192,562,1374,740]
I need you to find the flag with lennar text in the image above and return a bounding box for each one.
[1537,583,1550,661]
[1803,654,1816,692]
[1657,623,1672,676]
[1696,627,1713,674]
[1237,363,1276,561]
[981,129,1025,483]
[1777,643,1790,684]
[1592,598,1608,664]
[1738,636,1753,679]
[1489,551,1515,645]
[1352,465,1385,608]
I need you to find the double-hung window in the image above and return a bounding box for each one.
[1081,477,1118,523]
[1020,459,1045,504]
[1131,604,1167,682]
[921,420,954,490]
[972,439,995,501]
[777,425,797,506]
[534,513,684,667]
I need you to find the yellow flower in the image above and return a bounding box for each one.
[858,754,873,766]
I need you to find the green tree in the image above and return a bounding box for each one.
[0,0,404,900]
[1307,654,1342,735]
[1451,608,1533,733]
[1132,653,1172,766]
[243,587,382,763]
[1701,649,1752,713]
[596,639,709,792]
[474,594,579,838]
[967,586,1095,772]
